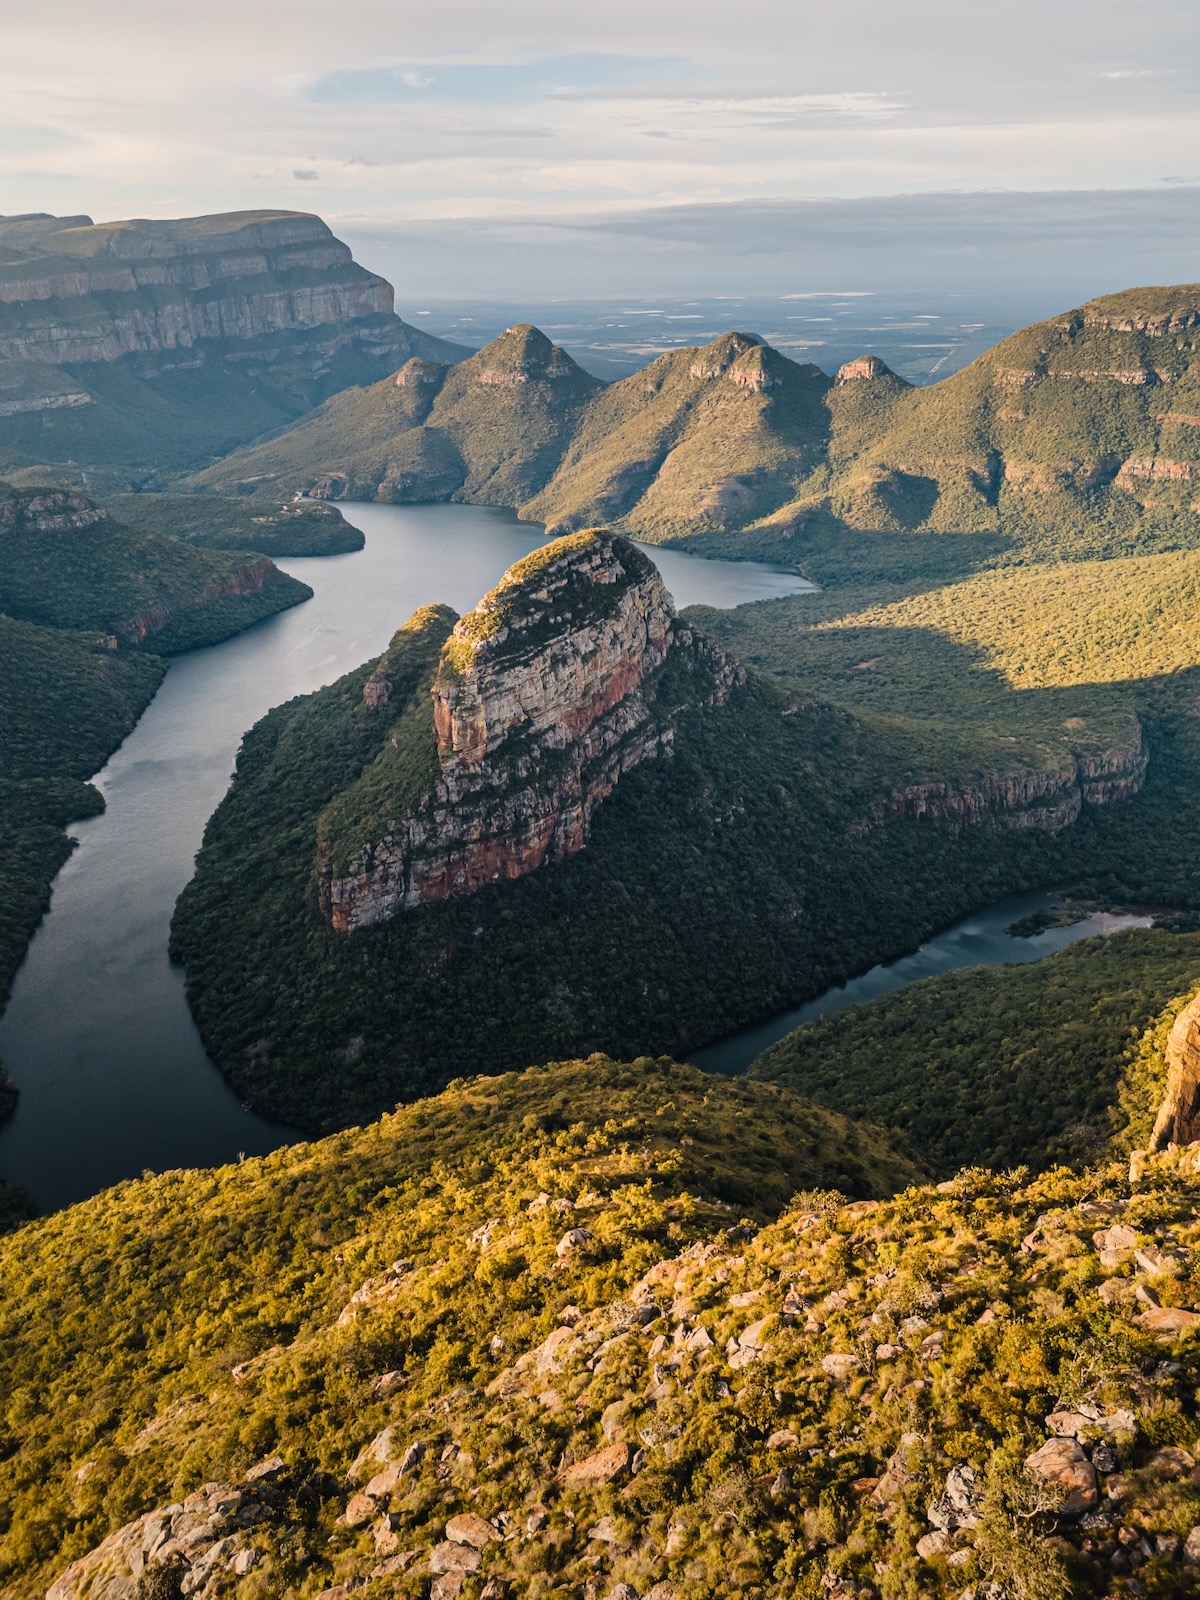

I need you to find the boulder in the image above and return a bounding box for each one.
[928,1464,982,1530]
[1045,1405,1135,1442]
[431,1574,466,1600]
[445,1513,499,1549]
[348,1428,393,1480]
[916,1529,950,1560]
[1135,1305,1200,1335]
[556,1228,594,1258]
[820,1353,862,1382]
[1093,1223,1137,1271]
[738,1316,772,1351]
[341,1493,377,1528]
[244,1454,286,1483]
[1147,1445,1196,1478]
[1024,1437,1098,1515]
[558,1442,634,1487]
[430,1540,483,1574]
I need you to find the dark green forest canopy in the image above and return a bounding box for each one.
[750,928,1200,1178]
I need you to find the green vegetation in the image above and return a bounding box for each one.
[0,480,318,1209]
[0,612,164,1010]
[0,486,311,650]
[99,493,362,557]
[192,286,1200,569]
[191,325,602,508]
[171,581,1176,1133]
[2,1053,1199,1600]
[751,928,1200,1177]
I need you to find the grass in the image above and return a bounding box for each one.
[1,1052,1198,1599]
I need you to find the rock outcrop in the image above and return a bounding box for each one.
[836,354,895,383]
[45,1468,287,1600]
[1150,991,1200,1150]
[318,532,743,932]
[860,720,1149,837]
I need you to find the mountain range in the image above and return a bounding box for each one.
[193,286,1200,566]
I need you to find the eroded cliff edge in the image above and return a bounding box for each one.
[317,531,743,932]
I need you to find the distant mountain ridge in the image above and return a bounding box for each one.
[195,284,1200,561]
[0,210,468,475]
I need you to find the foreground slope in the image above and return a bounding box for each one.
[171,532,1151,1131]
[0,210,466,475]
[0,1056,917,1598]
[6,1046,1200,1599]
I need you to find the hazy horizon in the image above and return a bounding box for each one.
[6,0,1200,308]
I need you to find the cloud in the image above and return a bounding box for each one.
[306,53,702,106]
[339,187,1200,303]
[3,0,1200,296]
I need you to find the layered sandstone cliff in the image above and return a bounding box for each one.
[859,719,1149,837]
[1150,992,1200,1151]
[0,211,461,435]
[318,532,743,932]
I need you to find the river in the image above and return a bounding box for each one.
[689,892,1153,1077]
[0,503,819,1210]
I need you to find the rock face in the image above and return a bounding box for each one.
[0,210,441,367]
[836,354,896,383]
[0,211,463,456]
[318,532,743,932]
[860,722,1149,837]
[45,1474,281,1600]
[1150,991,1200,1149]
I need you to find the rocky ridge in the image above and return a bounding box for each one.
[319,532,743,932]
[196,281,1200,556]
[0,483,310,649]
[0,211,450,371]
[0,210,465,470]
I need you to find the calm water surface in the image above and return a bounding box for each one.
[690,893,1154,1077]
[0,505,816,1210]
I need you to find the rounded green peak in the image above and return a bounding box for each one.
[399,601,460,637]
[688,331,764,378]
[394,356,445,387]
[471,323,567,369]
[836,354,898,383]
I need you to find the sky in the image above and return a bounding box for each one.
[5,0,1200,306]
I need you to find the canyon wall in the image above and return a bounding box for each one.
[0,211,463,444]
[860,721,1149,837]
